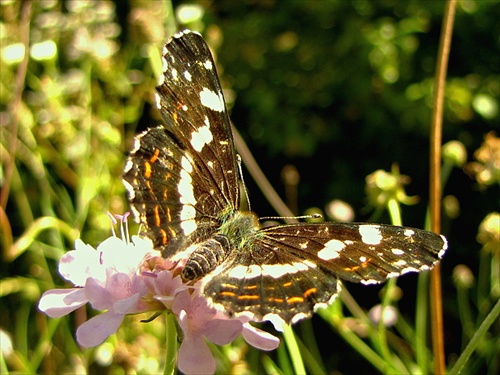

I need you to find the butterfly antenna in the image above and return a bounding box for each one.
[259,213,323,222]
[237,154,252,211]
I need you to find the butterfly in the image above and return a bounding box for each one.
[122,30,447,324]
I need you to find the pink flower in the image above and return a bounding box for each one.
[143,269,186,310]
[171,287,279,374]
[39,228,161,347]
[172,290,242,374]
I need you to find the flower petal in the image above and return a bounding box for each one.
[204,318,242,345]
[242,322,280,351]
[59,240,103,286]
[172,290,192,315]
[98,236,156,274]
[85,277,111,310]
[113,292,142,314]
[38,288,87,318]
[76,311,124,347]
[178,335,216,375]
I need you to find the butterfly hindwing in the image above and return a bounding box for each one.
[201,241,341,324]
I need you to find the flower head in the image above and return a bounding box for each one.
[39,217,162,347]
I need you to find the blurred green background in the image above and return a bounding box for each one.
[1,0,498,374]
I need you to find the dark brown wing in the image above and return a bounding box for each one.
[123,30,239,256]
[202,222,447,323]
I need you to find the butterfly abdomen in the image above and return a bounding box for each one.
[182,234,231,280]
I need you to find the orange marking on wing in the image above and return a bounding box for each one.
[303,288,317,298]
[287,296,304,304]
[237,295,259,301]
[221,283,238,289]
[221,291,236,297]
[361,259,372,268]
[282,281,293,287]
[267,297,284,303]
[344,265,360,272]
[149,148,160,163]
[244,285,258,290]
[153,205,161,226]
[144,161,152,178]
[168,226,177,239]
[159,228,168,244]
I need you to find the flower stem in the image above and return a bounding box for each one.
[448,299,500,375]
[163,312,178,375]
[283,325,306,374]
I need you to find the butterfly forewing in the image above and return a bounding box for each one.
[123,30,239,256]
[259,223,447,284]
[155,30,239,211]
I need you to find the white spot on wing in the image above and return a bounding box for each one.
[359,225,383,245]
[122,178,135,199]
[263,313,286,332]
[290,312,309,325]
[228,262,314,279]
[318,239,345,260]
[203,60,213,70]
[404,229,415,237]
[439,235,448,258]
[391,248,405,255]
[200,87,224,112]
[178,157,197,230]
[228,265,249,279]
[130,137,142,153]
[190,118,213,152]
[180,206,197,236]
[181,155,193,173]
[178,169,195,204]
[401,267,420,275]
[154,92,162,109]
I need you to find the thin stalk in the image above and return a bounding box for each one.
[163,313,178,375]
[282,324,306,375]
[429,1,457,373]
[448,299,500,375]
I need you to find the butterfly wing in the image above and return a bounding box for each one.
[259,222,447,283]
[201,241,341,324]
[202,222,447,323]
[123,30,239,256]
